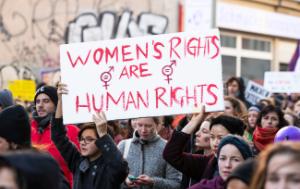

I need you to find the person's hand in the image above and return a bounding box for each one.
[55,83,68,118]
[125,176,140,188]
[57,83,68,100]
[93,111,108,138]
[135,174,154,186]
[182,105,206,134]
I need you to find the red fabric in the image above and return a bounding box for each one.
[31,120,80,187]
[253,126,278,151]
[172,115,185,129]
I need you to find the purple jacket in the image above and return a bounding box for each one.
[163,131,217,181]
[188,176,225,189]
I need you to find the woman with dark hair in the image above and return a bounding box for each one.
[107,120,123,144]
[158,116,174,141]
[250,142,300,189]
[253,105,288,153]
[225,77,250,108]
[163,107,246,186]
[119,119,134,140]
[189,135,253,189]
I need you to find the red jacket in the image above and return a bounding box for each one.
[31,119,80,187]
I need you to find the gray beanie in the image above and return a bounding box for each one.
[0,89,14,109]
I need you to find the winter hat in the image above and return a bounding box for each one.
[34,86,58,106]
[0,105,31,147]
[0,150,61,189]
[226,159,256,185]
[217,135,253,160]
[210,115,245,136]
[0,89,14,109]
[248,105,261,113]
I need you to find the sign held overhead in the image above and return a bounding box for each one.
[60,30,224,124]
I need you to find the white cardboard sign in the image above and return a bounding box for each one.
[264,72,300,93]
[60,30,224,124]
[245,80,271,105]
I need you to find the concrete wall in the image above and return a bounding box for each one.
[0,0,178,87]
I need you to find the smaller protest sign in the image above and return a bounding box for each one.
[264,72,300,93]
[8,80,36,101]
[245,80,271,105]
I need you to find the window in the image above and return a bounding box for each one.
[220,32,273,82]
[242,38,271,52]
[222,55,236,81]
[221,35,236,48]
[241,57,271,81]
[279,63,289,71]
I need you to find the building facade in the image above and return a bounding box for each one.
[218,0,300,82]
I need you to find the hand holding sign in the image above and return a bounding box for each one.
[55,83,69,119]
[93,111,108,138]
[57,83,69,99]
[182,105,206,134]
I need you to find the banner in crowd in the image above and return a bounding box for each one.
[8,80,36,101]
[288,40,300,72]
[264,72,300,93]
[60,30,224,124]
[245,80,271,105]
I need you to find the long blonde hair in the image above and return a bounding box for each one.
[249,142,300,189]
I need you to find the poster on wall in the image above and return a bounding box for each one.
[60,30,224,124]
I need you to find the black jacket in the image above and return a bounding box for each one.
[51,118,128,189]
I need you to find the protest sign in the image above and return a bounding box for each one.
[8,80,36,101]
[60,30,224,124]
[264,72,300,93]
[245,80,271,105]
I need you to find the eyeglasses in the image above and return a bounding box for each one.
[79,137,97,144]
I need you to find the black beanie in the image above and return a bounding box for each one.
[210,115,245,136]
[226,159,256,186]
[34,86,58,106]
[217,135,253,160]
[0,105,31,147]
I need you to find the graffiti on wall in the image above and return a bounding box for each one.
[0,64,37,89]
[0,0,171,88]
[65,10,168,43]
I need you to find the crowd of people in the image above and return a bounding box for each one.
[0,76,300,189]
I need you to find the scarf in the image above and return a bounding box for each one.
[253,126,278,151]
[32,110,52,134]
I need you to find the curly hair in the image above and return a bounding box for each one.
[256,105,288,129]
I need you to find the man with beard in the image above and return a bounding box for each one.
[31,85,80,188]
